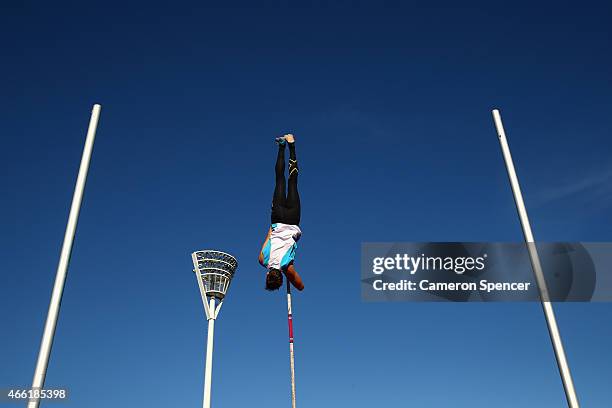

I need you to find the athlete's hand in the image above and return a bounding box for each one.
[284,134,295,143]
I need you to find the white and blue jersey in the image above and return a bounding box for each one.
[261,223,302,270]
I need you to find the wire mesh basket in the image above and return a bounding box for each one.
[192,250,238,299]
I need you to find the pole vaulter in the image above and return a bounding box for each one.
[258,133,304,408]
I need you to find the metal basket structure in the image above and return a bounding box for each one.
[192,250,238,300]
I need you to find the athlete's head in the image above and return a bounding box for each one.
[265,268,283,291]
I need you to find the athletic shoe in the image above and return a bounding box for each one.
[275,136,287,146]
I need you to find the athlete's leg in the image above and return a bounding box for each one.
[285,141,301,225]
[271,142,287,224]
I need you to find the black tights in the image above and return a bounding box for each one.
[271,142,300,225]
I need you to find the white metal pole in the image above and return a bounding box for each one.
[492,109,579,408]
[287,281,296,408]
[28,104,101,408]
[203,297,216,408]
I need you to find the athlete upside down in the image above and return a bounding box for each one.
[258,133,305,291]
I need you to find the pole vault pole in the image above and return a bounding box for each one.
[492,109,579,408]
[287,280,297,408]
[28,104,101,408]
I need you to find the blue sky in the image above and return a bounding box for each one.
[1,1,611,407]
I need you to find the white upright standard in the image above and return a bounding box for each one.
[191,250,238,408]
[492,109,579,408]
[29,104,102,408]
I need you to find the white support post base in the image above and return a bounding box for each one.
[203,297,216,408]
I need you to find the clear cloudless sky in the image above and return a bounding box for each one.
[1,1,611,407]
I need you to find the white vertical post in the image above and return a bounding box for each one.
[287,281,296,408]
[492,109,580,408]
[203,297,216,408]
[28,104,101,408]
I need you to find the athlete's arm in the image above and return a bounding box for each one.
[258,228,272,266]
[285,263,304,291]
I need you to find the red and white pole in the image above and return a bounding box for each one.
[287,281,297,408]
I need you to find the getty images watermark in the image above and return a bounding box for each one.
[361,243,612,302]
